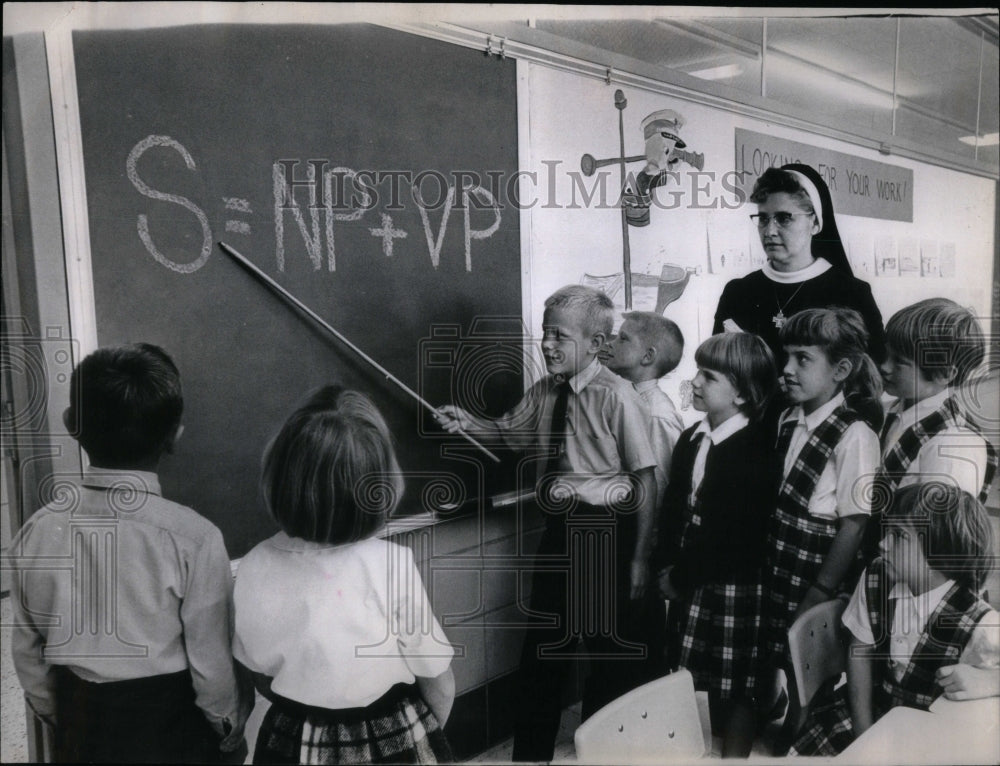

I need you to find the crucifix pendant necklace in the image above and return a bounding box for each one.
[773,282,807,328]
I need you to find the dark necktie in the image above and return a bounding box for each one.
[539,379,570,503]
[689,430,709,499]
[691,430,707,453]
[546,380,571,473]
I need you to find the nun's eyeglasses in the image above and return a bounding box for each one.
[750,212,813,229]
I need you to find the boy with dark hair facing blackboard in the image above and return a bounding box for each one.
[9,343,251,763]
[437,285,662,762]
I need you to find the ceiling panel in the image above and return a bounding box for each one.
[974,42,999,165]
[896,103,977,161]
[766,17,897,93]
[898,17,984,77]
[651,19,762,94]
[536,18,764,95]
[764,17,895,135]
[690,17,763,46]
[530,14,998,169]
[534,20,687,68]
[897,17,985,135]
[980,43,1000,133]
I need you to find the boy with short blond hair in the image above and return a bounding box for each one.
[604,310,685,505]
[437,284,660,762]
[9,343,250,763]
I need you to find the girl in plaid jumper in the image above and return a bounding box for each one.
[654,332,780,757]
[760,307,882,741]
[792,483,1000,756]
[233,387,455,764]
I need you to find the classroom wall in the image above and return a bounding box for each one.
[521,63,997,426]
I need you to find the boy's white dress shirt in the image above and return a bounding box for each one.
[9,468,242,734]
[635,379,685,504]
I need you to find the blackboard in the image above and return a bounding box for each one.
[73,24,523,556]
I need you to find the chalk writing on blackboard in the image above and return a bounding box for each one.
[272,160,327,272]
[461,185,502,272]
[370,214,407,257]
[414,182,456,269]
[76,24,522,554]
[126,135,213,274]
[128,135,503,275]
[223,197,252,235]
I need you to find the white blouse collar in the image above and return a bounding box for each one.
[763,257,832,284]
[694,411,750,445]
[782,391,846,433]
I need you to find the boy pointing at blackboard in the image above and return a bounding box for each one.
[437,285,663,761]
[9,344,251,763]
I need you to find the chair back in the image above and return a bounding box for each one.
[787,597,849,731]
[573,669,706,763]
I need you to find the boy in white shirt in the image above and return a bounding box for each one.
[603,311,686,506]
[9,344,250,763]
[437,285,659,761]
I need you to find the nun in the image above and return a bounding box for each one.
[713,163,886,364]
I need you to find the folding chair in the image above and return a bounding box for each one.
[786,597,849,735]
[573,669,707,763]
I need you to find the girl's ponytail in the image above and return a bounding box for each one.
[779,307,884,430]
[842,351,883,431]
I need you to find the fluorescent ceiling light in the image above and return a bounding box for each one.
[768,50,892,110]
[688,63,744,80]
[959,132,1000,147]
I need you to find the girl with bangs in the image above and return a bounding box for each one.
[759,307,882,750]
[653,332,779,757]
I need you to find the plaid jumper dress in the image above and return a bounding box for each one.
[671,429,763,701]
[254,683,453,764]
[864,396,999,559]
[762,405,865,667]
[791,559,990,756]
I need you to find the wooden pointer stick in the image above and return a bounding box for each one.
[218,241,501,464]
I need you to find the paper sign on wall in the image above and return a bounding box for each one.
[734,128,914,222]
